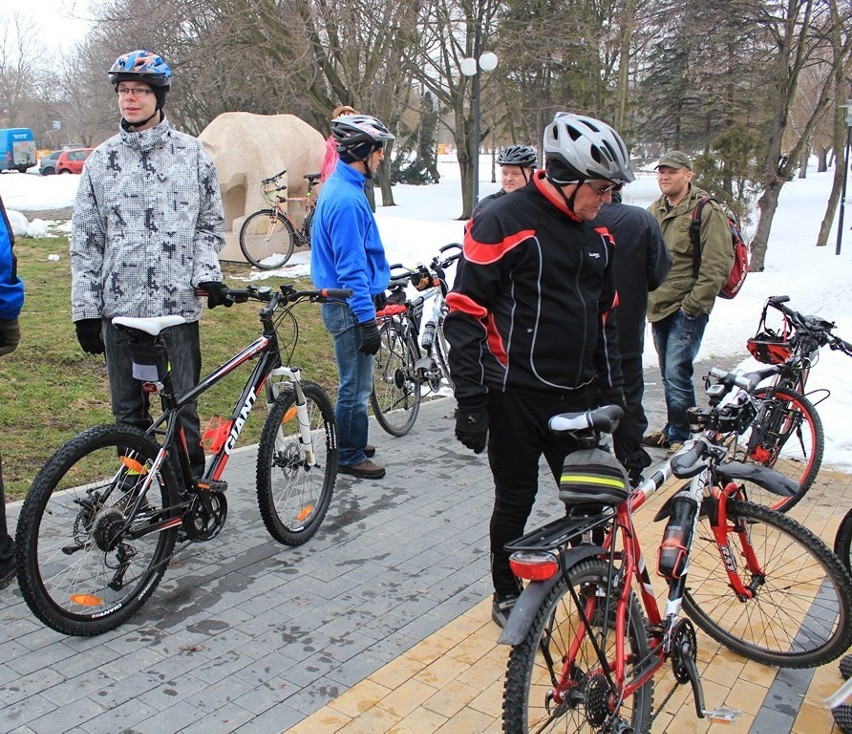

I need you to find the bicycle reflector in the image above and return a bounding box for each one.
[509,551,559,581]
[747,331,792,365]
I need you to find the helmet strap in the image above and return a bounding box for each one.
[546,173,584,213]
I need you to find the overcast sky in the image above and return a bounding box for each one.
[3,0,91,54]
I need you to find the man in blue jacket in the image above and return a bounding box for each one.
[0,193,25,589]
[311,114,395,479]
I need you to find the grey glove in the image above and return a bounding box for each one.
[358,320,381,355]
[0,318,21,357]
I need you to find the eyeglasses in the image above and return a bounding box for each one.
[116,87,154,97]
[585,181,622,198]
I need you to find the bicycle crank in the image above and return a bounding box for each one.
[183,490,228,541]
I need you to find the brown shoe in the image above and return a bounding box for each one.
[339,459,386,479]
[364,444,376,458]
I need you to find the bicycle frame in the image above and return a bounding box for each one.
[500,426,797,723]
[261,170,318,247]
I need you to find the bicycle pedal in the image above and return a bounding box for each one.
[194,479,228,493]
[702,705,740,723]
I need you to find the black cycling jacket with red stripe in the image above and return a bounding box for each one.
[445,172,622,404]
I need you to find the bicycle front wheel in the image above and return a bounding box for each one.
[433,316,454,391]
[684,499,852,667]
[239,209,296,269]
[370,320,421,436]
[736,387,823,511]
[303,207,314,247]
[15,425,179,636]
[256,381,337,545]
[503,559,653,734]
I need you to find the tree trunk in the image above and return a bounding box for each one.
[751,179,785,271]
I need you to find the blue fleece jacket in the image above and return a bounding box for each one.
[310,161,389,322]
[0,197,24,320]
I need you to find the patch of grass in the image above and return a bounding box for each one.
[0,235,338,501]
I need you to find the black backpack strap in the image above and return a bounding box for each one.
[689,197,712,279]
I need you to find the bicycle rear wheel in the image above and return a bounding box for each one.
[14,425,179,636]
[503,558,653,733]
[834,508,852,575]
[239,209,296,269]
[256,381,337,545]
[370,320,421,436]
[303,207,314,247]
[683,498,852,667]
[735,387,823,511]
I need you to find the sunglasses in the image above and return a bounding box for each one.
[585,181,623,197]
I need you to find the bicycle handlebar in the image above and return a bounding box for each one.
[261,169,288,185]
[195,284,352,307]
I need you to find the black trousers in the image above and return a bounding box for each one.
[612,354,652,483]
[486,388,590,598]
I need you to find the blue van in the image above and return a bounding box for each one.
[0,128,37,173]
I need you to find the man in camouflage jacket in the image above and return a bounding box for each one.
[71,50,227,476]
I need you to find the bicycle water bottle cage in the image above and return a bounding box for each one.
[558,447,629,507]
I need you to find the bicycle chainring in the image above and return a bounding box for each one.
[182,490,228,541]
[671,618,698,684]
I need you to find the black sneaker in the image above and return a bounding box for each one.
[0,550,15,591]
[492,592,519,629]
[641,430,671,449]
[364,445,376,459]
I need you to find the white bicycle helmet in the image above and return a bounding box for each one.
[331,114,395,152]
[543,112,634,185]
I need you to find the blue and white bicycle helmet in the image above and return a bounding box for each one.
[108,50,172,88]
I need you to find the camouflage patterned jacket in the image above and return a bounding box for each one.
[71,117,225,322]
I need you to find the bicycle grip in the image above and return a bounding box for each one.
[670,440,706,478]
[321,288,353,299]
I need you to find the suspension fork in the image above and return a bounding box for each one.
[268,365,317,466]
[708,482,759,599]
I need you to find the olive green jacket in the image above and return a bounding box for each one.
[646,185,733,322]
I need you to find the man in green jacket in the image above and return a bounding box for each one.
[643,151,732,450]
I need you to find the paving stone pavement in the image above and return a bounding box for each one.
[1,360,847,733]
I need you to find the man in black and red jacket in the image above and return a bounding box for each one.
[445,112,635,628]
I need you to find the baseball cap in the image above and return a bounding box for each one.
[655,151,692,170]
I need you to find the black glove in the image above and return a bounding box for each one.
[597,386,626,411]
[358,320,381,355]
[199,281,233,309]
[372,292,387,313]
[0,317,21,358]
[454,399,489,454]
[75,318,105,355]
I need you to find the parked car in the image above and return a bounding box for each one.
[0,128,37,173]
[56,147,94,175]
[39,150,62,176]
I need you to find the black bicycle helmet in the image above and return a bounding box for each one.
[497,145,537,169]
[108,50,172,88]
[543,112,634,185]
[331,114,395,153]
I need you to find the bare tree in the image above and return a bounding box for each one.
[0,13,40,127]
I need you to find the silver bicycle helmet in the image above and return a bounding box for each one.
[497,145,537,169]
[543,112,634,184]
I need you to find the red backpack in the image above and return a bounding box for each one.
[689,197,749,299]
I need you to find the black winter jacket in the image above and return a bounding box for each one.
[445,171,622,404]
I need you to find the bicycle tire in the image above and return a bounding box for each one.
[433,316,454,391]
[370,320,421,436]
[834,508,852,575]
[15,425,179,636]
[503,558,653,734]
[303,207,314,248]
[735,387,823,511]
[239,209,296,269]
[683,498,852,667]
[256,381,338,545]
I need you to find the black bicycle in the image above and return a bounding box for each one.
[15,283,350,636]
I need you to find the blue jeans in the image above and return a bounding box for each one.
[103,319,205,476]
[321,302,374,466]
[651,309,708,443]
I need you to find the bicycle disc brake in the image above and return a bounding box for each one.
[183,490,227,541]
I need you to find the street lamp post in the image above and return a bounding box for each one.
[460,34,498,206]
[835,100,852,256]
